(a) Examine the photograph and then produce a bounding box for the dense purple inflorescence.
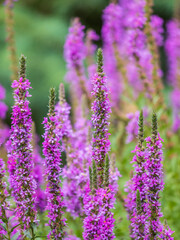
[7,75,37,232]
[83,49,117,239]
[42,88,66,239]
[91,53,111,185]
[83,185,116,240]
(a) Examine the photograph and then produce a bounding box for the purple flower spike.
[42,88,66,239]
[7,55,37,234]
[91,49,111,186]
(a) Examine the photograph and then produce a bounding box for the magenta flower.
[83,49,117,239]
[42,88,66,239]
[165,20,180,87]
[91,49,111,185]
[7,56,37,234]
[83,185,116,240]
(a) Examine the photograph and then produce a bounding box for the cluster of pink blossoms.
[125,112,174,239]
[42,88,66,239]
[7,73,37,232]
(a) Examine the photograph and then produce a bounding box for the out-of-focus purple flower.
[85,29,99,59]
[32,135,46,213]
[64,18,90,106]
[62,104,91,218]
[42,88,66,239]
[165,20,180,87]
[102,3,123,107]
[85,30,99,87]
[171,89,180,132]
[0,101,8,119]
[151,15,164,47]
[126,111,139,143]
[7,75,37,231]
[64,18,85,70]
[0,127,9,147]
[4,0,18,7]
[0,85,6,100]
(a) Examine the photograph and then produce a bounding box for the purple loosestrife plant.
[125,111,150,239]
[64,18,90,107]
[83,159,116,240]
[145,113,167,239]
[42,88,66,239]
[91,48,111,186]
[83,49,116,239]
[7,55,37,238]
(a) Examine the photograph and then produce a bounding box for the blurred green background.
[0,0,176,136]
[0,0,179,239]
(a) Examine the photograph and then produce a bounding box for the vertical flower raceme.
[42,88,66,239]
[83,49,117,239]
[91,48,111,186]
[125,111,150,239]
[125,112,174,239]
[7,55,37,236]
[145,113,164,239]
[64,18,90,108]
[145,113,174,239]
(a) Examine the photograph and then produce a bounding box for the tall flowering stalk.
[42,88,66,239]
[145,113,164,239]
[91,48,111,186]
[64,18,91,109]
[125,111,150,239]
[7,55,37,237]
[83,49,116,239]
